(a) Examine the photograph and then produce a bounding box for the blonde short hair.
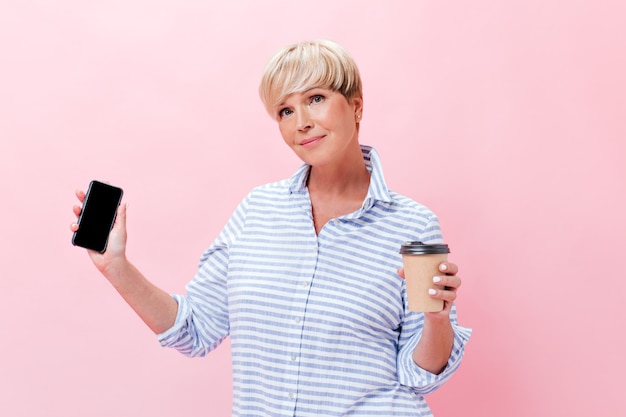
[259,39,363,116]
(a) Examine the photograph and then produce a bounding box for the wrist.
[423,311,452,327]
[99,256,131,285]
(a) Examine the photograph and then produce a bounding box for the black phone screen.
[72,181,123,253]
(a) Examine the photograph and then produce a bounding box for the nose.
[296,108,312,131]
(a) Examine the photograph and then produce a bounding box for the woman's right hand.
[70,190,178,334]
[70,189,128,276]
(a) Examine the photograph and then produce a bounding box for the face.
[274,88,363,167]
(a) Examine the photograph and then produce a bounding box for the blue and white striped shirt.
[159,145,471,416]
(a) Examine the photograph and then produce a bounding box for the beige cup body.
[402,253,447,312]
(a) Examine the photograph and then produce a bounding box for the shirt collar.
[288,145,393,207]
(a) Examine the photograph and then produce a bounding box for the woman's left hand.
[397,261,462,316]
[400,262,461,373]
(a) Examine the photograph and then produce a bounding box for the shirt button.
[302,281,309,287]
[289,392,295,400]
[291,354,298,361]
[294,316,301,323]
[333,219,340,225]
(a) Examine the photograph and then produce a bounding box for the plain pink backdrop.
[1,1,624,416]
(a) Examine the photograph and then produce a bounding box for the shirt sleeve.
[156,194,250,357]
[395,213,472,393]
[396,303,472,394]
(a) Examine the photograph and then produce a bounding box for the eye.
[310,95,324,104]
[278,107,293,118]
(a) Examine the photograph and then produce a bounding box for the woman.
[71,39,471,416]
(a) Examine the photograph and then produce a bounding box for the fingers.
[71,189,84,231]
[71,190,86,231]
[398,265,460,287]
[71,189,87,232]
[433,274,462,291]
[399,262,461,291]
[439,261,458,275]
[429,274,461,309]
[428,286,457,303]
[75,189,86,202]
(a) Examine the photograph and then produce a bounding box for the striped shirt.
[158,145,471,416]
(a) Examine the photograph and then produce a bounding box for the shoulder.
[245,178,292,200]
[379,188,440,223]
[368,189,443,242]
[392,190,444,242]
[235,178,296,213]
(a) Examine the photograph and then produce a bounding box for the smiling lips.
[300,136,325,147]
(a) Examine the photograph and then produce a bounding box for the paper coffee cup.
[400,241,450,312]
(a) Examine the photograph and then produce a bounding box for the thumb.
[114,202,128,230]
[397,268,406,280]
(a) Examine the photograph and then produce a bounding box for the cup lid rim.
[399,241,450,255]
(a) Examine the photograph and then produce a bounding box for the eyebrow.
[274,87,327,109]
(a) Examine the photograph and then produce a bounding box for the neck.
[307,148,370,197]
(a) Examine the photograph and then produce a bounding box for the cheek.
[330,115,356,137]
[320,105,353,135]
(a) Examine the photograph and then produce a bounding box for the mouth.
[300,135,325,147]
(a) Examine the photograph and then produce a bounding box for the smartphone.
[72,180,124,253]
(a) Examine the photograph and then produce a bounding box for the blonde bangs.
[259,40,362,115]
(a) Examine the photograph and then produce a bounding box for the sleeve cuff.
[399,324,472,394]
[156,294,188,347]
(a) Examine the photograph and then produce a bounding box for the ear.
[351,96,363,119]
[352,96,364,115]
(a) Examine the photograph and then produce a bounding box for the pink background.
[1,1,624,416]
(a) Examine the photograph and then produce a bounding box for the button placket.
[285,238,316,409]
